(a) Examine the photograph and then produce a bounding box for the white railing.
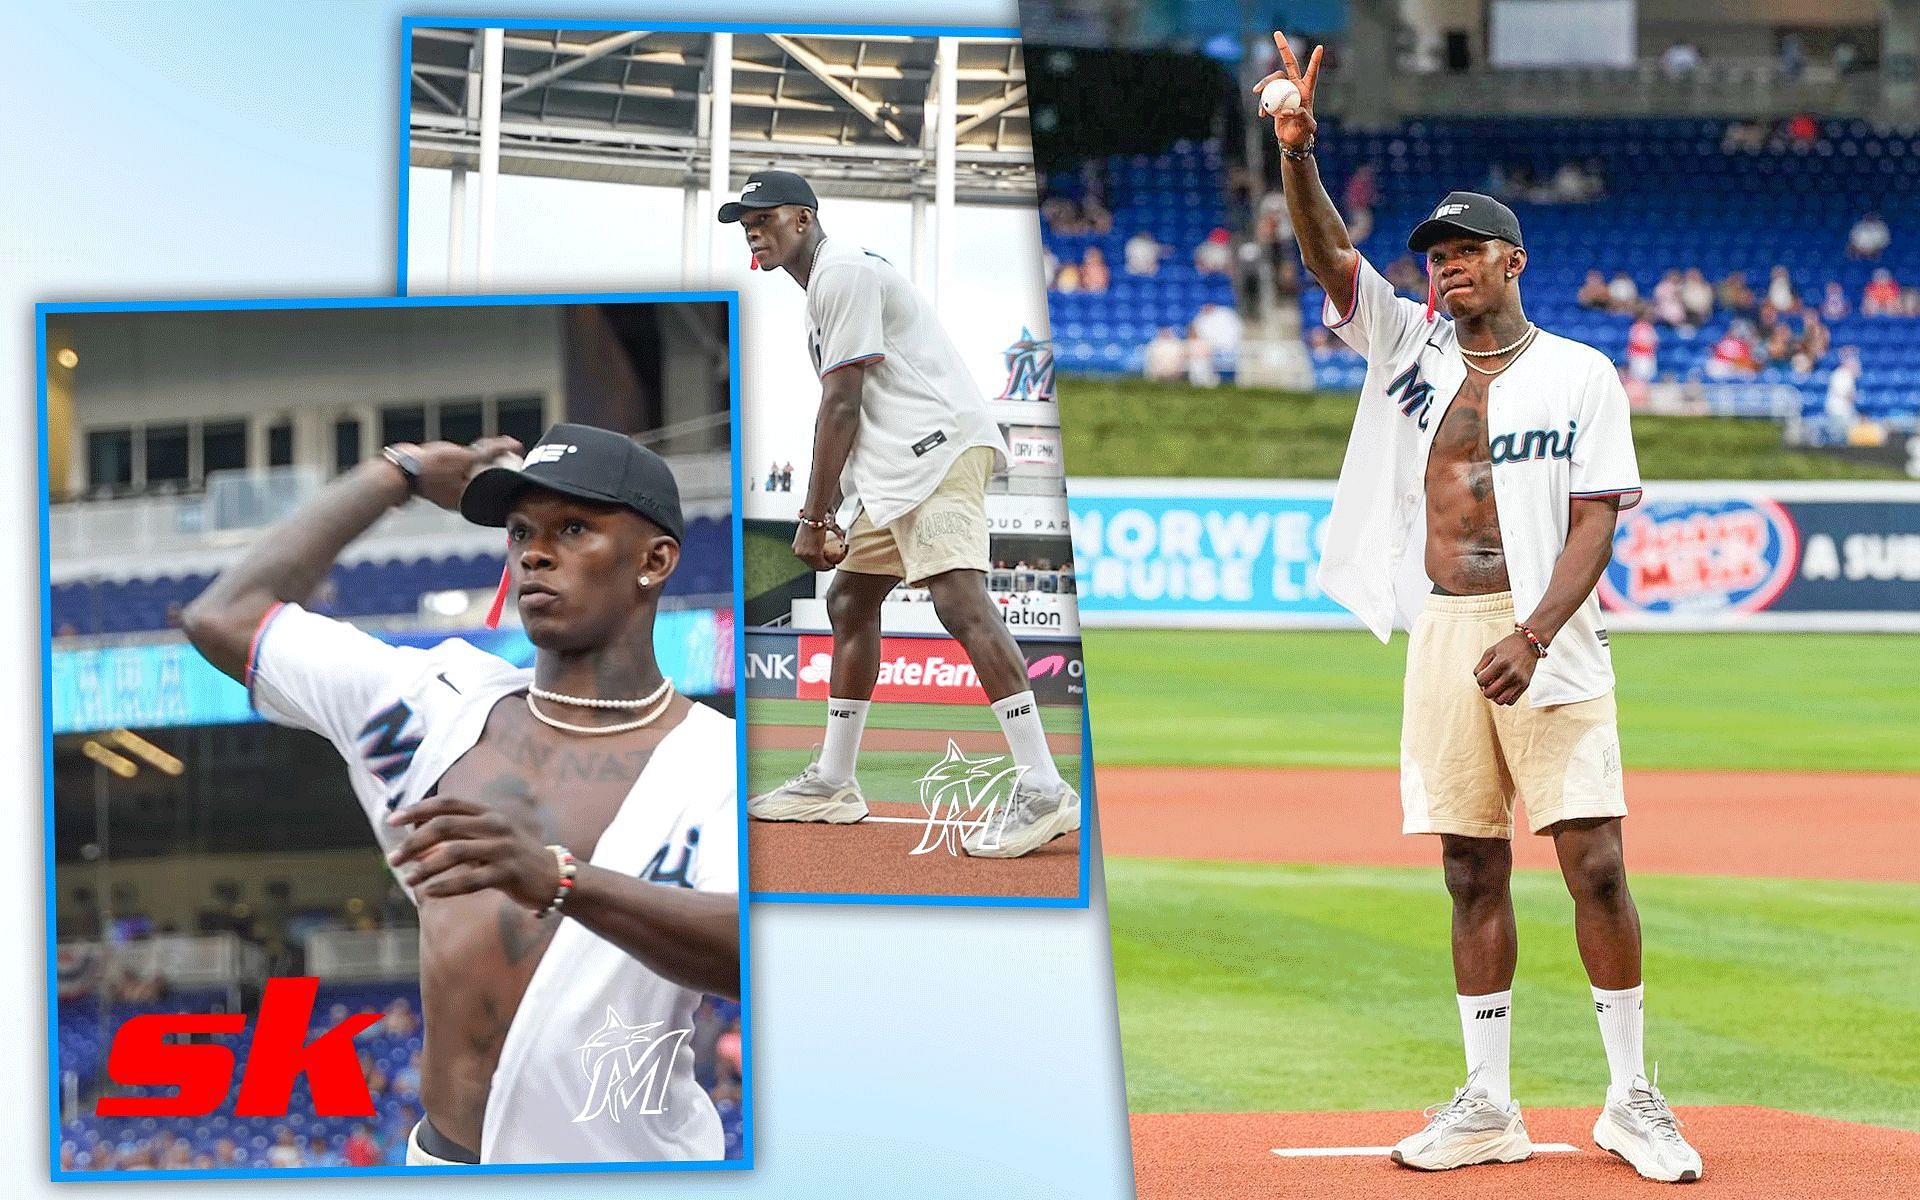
[50,452,734,584]
[58,933,265,988]
[303,928,421,981]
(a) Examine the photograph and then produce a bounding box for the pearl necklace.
[530,678,673,710]
[1458,323,1538,357]
[805,235,828,284]
[525,681,676,736]
[1461,325,1540,376]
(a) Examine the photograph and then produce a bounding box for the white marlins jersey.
[1315,255,1644,706]
[805,237,1008,527]
[248,603,738,1163]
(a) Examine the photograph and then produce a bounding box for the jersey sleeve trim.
[819,352,885,377]
[244,601,290,710]
[1324,254,1363,330]
[1572,486,1644,511]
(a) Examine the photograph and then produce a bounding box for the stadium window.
[267,420,293,467]
[86,428,133,492]
[380,403,427,448]
[145,424,191,487]
[440,399,484,446]
[333,417,362,474]
[497,395,545,448]
[202,420,247,479]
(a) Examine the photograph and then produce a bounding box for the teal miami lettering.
[1490,420,1578,465]
[1387,363,1435,430]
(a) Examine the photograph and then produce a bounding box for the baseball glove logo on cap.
[461,423,685,541]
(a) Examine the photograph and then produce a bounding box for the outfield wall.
[1068,479,1920,633]
[744,628,1084,706]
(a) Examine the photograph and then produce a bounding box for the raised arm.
[1253,33,1359,315]
[182,436,520,681]
[791,363,863,570]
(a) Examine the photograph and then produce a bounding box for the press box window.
[145,425,191,486]
[202,421,247,477]
[87,428,134,491]
[380,404,427,448]
[497,396,545,449]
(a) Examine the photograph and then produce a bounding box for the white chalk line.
[1272,1143,1580,1158]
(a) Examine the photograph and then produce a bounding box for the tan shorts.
[840,446,994,585]
[1401,591,1627,839]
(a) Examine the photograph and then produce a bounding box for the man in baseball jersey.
[182,424,740,1165]
[1257,34,1702,1183]
[720,169,1079,859]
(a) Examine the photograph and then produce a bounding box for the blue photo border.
[37,288,755,1181]
[393,17,1092,912]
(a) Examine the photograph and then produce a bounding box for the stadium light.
[56,348,79,369]
[109,728,184,777]
[80,740,137,780]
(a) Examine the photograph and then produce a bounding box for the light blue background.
[2,3,1134,1196]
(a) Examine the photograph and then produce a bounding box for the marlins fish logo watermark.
[572,1006,693,1124]
[909,740,1029,856]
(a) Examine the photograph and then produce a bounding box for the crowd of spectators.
[1141,303,1242,387]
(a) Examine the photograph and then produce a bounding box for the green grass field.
[1083,628,1920,773]
[748,698,1082,800]
[1108,859,1920,1128]
[1056,378,1911,481]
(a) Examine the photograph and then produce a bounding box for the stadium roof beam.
[953,83,1025,139]
[502,30,652,103]
[411,68,461,115]
[766,33,909,144]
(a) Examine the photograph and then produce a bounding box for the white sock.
[991,692,1064,790]
[817,698,869,785]
[1592,983,1646,1102]
[1457,990,1514,1108]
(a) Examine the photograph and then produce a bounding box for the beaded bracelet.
[536,844,578,917]
[1280,138,1316,162]
[796,510,839,531]
[1514,623,1548,659]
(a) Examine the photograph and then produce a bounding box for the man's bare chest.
[1427,376,1495,473]
[430,697,657,859]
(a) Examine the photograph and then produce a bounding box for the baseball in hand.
[823,531,848,566]
[1261,78,1302,116]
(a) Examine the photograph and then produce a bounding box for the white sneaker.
[1389,1077,1533,1171]
[962,778,1078,858]
[1593,1068,1703,1183]
[748,764,867,824]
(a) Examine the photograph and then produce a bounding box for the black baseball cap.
[1407,191,1525,253]
[717,170,818,223]
[460,423,685,540]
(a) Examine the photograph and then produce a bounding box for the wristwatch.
[381,445,424,498]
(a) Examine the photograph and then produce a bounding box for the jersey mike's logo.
[1599,496,1800,615]
[572,1006,695,1124]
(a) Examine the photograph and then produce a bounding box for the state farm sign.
[795,635,986,703]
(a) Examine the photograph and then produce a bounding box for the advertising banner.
[1070,479,1920,632]
[1067,480,1349,627]
[744,629,1084,706]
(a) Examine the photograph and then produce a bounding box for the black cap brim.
[460,467,628,528]
[1408,219,1522,253]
